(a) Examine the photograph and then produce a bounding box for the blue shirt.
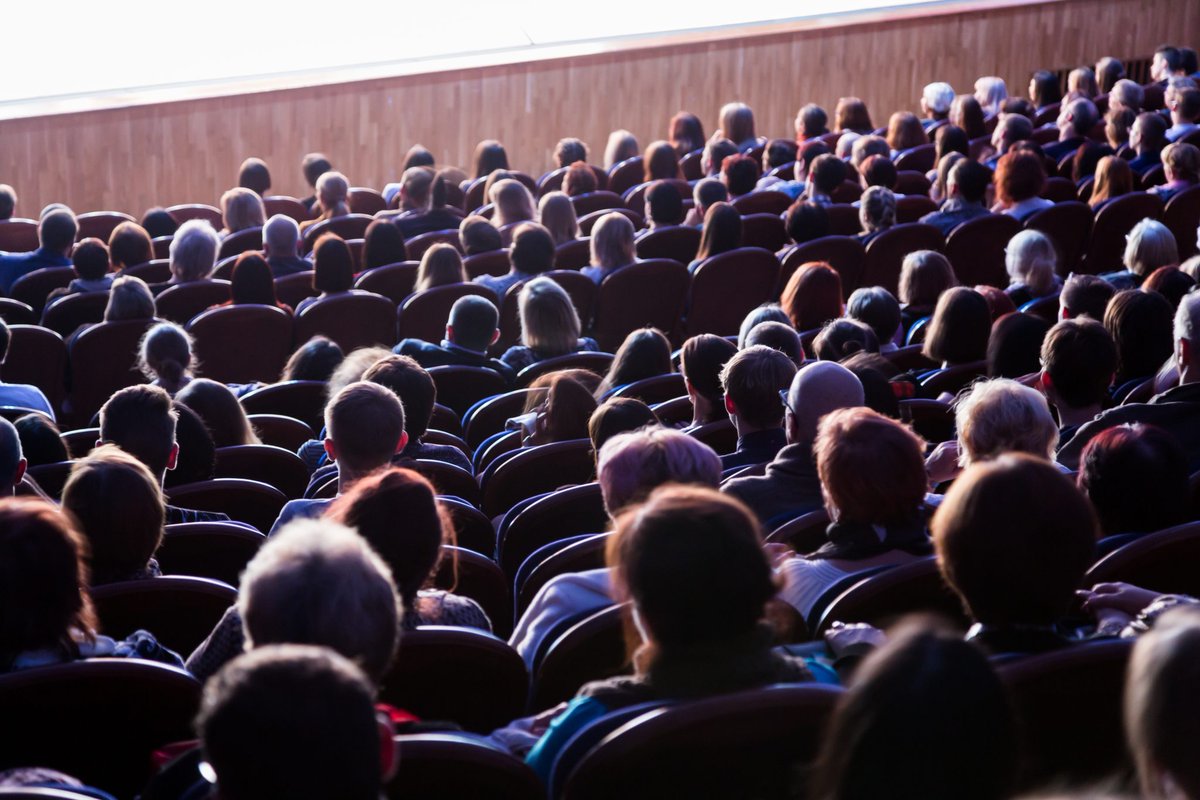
[0,382,55,419]
[0,247,71,294]
[268,498,333,536]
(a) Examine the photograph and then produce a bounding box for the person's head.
[719,102,756,146]
[402,145,435,171]
[1061,273,1115,320]
[361,219,407,270]
[921,82,955,120]
[1110,79,1145,115]
[301,153,332,190]
[719,345,797,434]
[176,378,260,448]
[695,202,742,262]
[899,249,958,307]
[444,294,500,354]
[523,373,598,447]
[858,186,896,234]
[795,103,829,140]
[554,137,589,169]
[1079,423,1189,537]
[138,321,194,391]
[950,94,986,137]
[782,360,865,447]
[680,334,738,422]
[1182,47,1200,76]
[992,113,1034,155]
[229,252,279,306]
[1153,44,1184,82]
[589,212,636,271]
[835,97,873,133]
[1144,266,1196,311]
[140,208,178,239]
[197,645,386,800]
[1029,70,1063,108]
[0,418,26,495]
[812,621,1017,800]
[986,312,1050,379]
[562,161,598,197]
[736,304,791,349]
[1163,141,1200,184]
[415,244,465,293]
[1090,155,1134,207]
[669,112,706,154]
[1105,288,1175,384]
[397,167,437,212]
[598,426,721,519]
[98,385,178,482]
[643,140,681,182]
[974,76,1008,115]
[745,321,805,365]
[1057,97,1100,140]
[955,378,1059,465]
[282,336,344,382]
[13,413,66,468]
[781,261,844,332]
[536,192,579,245]
[262,214,301,262]
[994,151,1046,206]
[104,275,155,322]
[473,139,508,179]
[813,318,879,363]
[169,219,220,282]
[602,328,672,391]
[500,223,552,280]
[719,154,758,197]
[71,238,109,282]
[1038,318,1117,412]
[0,184,15,220]
[312,233,354,294]
[934,124,970,163]
[923,287,991,365]
[604,130,640,169]
[588,398,659,453]
[168,402,216,487]
[61,445,163,586]
[323,381,407,478]
[796,139,832,181]
[459,214,503,255]
[808,154,847,197]
[1171,87,1200,126]
[0,499,96,665]
[931,152,965,203]
[107,222,153,270]
[644,181,684,227]
[858,154,897,191]
[315,171,349,217]
[361,354,434,440]
[1132,111,1170,156]
[1005,229,1058,296]
[37,209,77,257]
[489,179,536,228]
[886,111,928,152]
[847,286,901,346]
[1096,56,1125,93]
[220,187,265,235]
[784,201,830,245]
[518,276,581,356]
[850,135,889,170]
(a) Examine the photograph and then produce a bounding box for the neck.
[1057,403,1101,428]
[1181,366,1199,386]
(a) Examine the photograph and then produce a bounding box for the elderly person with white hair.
[167,219,220,285]
[1004,229,1061,307]
[299,171,350,234]
[261,214,311,277]
[921,82,955,131]
[1109,78,1145,114]
[974,76,1008,117]
[1102,218,1180,290]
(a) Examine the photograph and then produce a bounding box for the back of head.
[554,138,589,169]
[737,304,792,349]
[362,219,408,270]
[447,294,500,353]
[14,413,66,468]
[923,287,991,364]
[1111,79,1145,112]
[39,210,78,254]
[1145,265,1196,311]
[104,275,156,322]
[1135,111,1170,153]
[415,243,465,293]
[1096,57,1124,93]
[645,181,684,226]
[702,138,738,177]
[1079,423,1189,537]
[237,158,271,196]
[815,407,925,525]
[140,208,178,239]
[720,102,756,146]
[72,238,110,282]
[923,82,956,116]
[745,321,805,365]
[301,153,332,189]
[858,186,896,233]
[809,154,847,195]
[589,398,658,453]
[99,385,177,479]
[401,167,436,209]
[589,212,636,269]
[326,381,405,474]
[846,287,901,345]
[1063,98,1099,136]
[670,112,706,153]
[230,252,277,305]
[933,454,1097,626]
[0,184,15,220]
[170,402,217,487]
[935,124,970,161]
[362,354,434,439]
[859,155,898,190]
[1030,70,1063,108]
[283,336,344,382]
[1104,288,1174,384]
[0,417,23,489]
[696,201,742,261]
[263,214,301,259]
[597,427,721,515]
[787,360,865,445]
[536,192,579,245]
[644,140,681,181]
[764,138,798,170]
[510,222,556,275]
[197,644,383,800]
[814,318,879,363]
[315,171,349,212]
[987,312,1050,379]
[403,145,435,171]
[490,179,535,227]
[785,201,830,245]
[1061,273,1115,320]
[312,233,354,293]
[850,136,889,169]
[459,214,503,255]
[995,151,1046,205]
[720,154,759,196]
[996,113,1034,150]
[328,347,394,399]
[1124,219,1179,277]
[835,97,874,133]
[169,219,219,281]
[239,518,400,682]
[533,373,597,445]
[1040,317,1117,410]
[886,111,928,152]
[518,276,580,355]
[107,222,154,270]
[680,334,738,406]
[606,327,672,389]
[138,321,194,388]
[176,378,259,448]
[719,345,798,429]
[949,159,991,204]
[473,139,509,178]
[1163,140,1200,183]
[955,378,1059,464]
[562,161,598,196]
[781,261,844,331]
[610,484,771,648]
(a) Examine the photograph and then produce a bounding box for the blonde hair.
[315,171,350,219]
[489,179,536,228]
[720,102,756,146]
[898,250,958,306]
[415,244,466,293]
[604,130,640,169]
[589,213,636,271]
[1005,229,1058,296]
[1163,141,1200,182]
[220,187,266,235]
[974,76,1008,116]
[537,191,579,246]
[1123,219,1179,277]
[105,275,156,321]
[518,276,580,356]
[955,378,1059,465]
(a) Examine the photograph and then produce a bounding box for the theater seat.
[686,248,779,339]
[606,373,685,405]
[397,284,498,344]
[214,443,310,498]
[861,223,944,296]
[780,236,866,298]
[301,213,374,252]
[355,261,419,305]
[90,575,238,656]
[406,229,463,260]
[765,508,831,554]
[464,249,512,279]
[240,380,327,432]
[296,290,397,351]
[732,192,792,216]
[433,545,512,637]
[515,352,614,388]
[438,496,498,558]
[899,398,956,442]
[40,291,108,338]
[545,269,598,328]
[262,195,310,223]
[739,213,788,252]
[578,208,643,236]
[919,360,987,399]
[246,413,314,452]
[155,280,232,325]
[944,214,1022,288]
[156,521,265,586]
[273,272,319,309]
[515,533,611,623]
[65,318,153,427]
[10,266,74,316]
[216,227,262,260]
[635,225,701,264]
[1083,193,1163,275]
[387,733,543,800]
[463,388,538,449]
[1164,184,1200,258]
[498,482,608,578]
[814,556,966,635]
[427,365,510,417]
[480,439,595,518]
[591,259,689,351]
[1023,201,1092,276]
[0,218,39,252]
[167,204,222,227]
[532,603,629,710]
[187,304,294,384]
[1085,521,1200,596]
[165,477,288,534]
[0,297,35,325]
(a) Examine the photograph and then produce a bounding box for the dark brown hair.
[923,287,991,365]
[781,261,843,331]
[311,234,354,294]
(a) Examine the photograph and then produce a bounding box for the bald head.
[0,418,26,494]
[263,214,301,259]
[786,361,866,445]
[1060,98,1099,138]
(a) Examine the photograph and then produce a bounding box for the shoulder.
[417,590,492,632]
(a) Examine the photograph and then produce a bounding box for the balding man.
[0,418,26,497]
[1042,98,1100,164]
[262,214,311,278]
[722,361,865,526]
[0,208,76,294]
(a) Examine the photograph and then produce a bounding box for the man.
[395,295,517,384]
[1042,98,1100,164]
[0,318,55,417]
[1060,273,1115,321]
[0,208,76,294]
[642,181,685,230]
[920,82,955,131]
[196,645,394,800]
[390,167,462,239]
[98,385,231,525]
[683,178,728,226]
[984,113,1034,170]
[474,222,554,299]
[1151,44,1185,86]
[1166,87,1200,143]
[299,153,332,212]
[1059,292,1200,471]
[723,361,864,526]
[919,159,992,236]
[1039,319,1117,445]
[271,381,407,534]
[1128,112,1170,175]
[553,138,589,169]
[802,154,846,207]
[262,214,311,278]
[238,158,271,196]
[0,418,26,497]
[720,154,759,199]
[718,345,797,471]
[794,103,828,142]
[0,185,15,221]
[701,137,738,178]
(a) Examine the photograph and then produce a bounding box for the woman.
[521,372,597,447]
[1115,219,1180,288]
[104,275,156,322]
[1071,141,1115,184]
[1104,289,1175,387]
[784,201,830,246]
[500,277,600,373]
[588,398,658,453]
[949,94,986,139]
[0,498,182,672]
[689,202,741,272]
[299,171,350,234]
[835,97,873,135]
[643,140,681,182]
[1089,155,1134,210]
[582,213,637,283]
[813,319,879,362]
[886,112,929,155]
[1149,142,1200,202]
[1078,423,1189,540]
[361,219,408,270]
[224,252,291,312]
[562,162,598,197]
[524,485,816,781]
[929,152,966,205]
[108,222,155,272]
[986,312,1050,378]
[281,336,344,383]
[974,76,1008,117]
[176,378,261,448]
[472,140,509,180]
[668,112,706,156]
[490,179,537,231]
[537,191,579,246]
[459,215,503,256]
[1004,229,1061,307]
[776,408,932,620]
[898,250,958,331]
[297,233,354,315]
[922,287,991,367]
[604,130,640,169]
[1029,70,1063,111]
[61,446,164,586]
[781,262,843,332]
[857,186,896,246]
[1143,265,1196,310]
[993,151,1054,221]
[1096,57,1124,94]
[219,187,265,237]
[596,327,673,397]
[679,333,738,429]
[414,243,466,293]
[138,321,195,396]
[14,414,68,467]
[718,102,759,150]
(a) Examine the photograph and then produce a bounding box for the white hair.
[263,214,300,256]
[955,378,1059,465]
[1005,229,1058,295]
[168,219,220,281]
[974,76,1008,115]
[1123,218,1179,277]
[923,82,955,115]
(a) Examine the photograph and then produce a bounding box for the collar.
[639,624,787,697]
[440,339,488,357]
[736,427,787,451]
[809,515,931,560]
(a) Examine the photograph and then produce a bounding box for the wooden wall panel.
[0,0,1194,217]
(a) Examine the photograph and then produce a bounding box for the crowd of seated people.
[1,44,1200,799]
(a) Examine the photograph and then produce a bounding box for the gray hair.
[169,219,220,281]
[1175,290,1200,350]
[1005,229,1058,296]
[597,427,721,514]
[263,214,300,257]
[1111,79,1144,111]
[955,378,1059,465]
[923,82,955,115]
[105,275,156,322]
[1123,218,1179,277]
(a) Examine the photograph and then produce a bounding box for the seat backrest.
[516,532,611,622]
[11,266,75,315]
[825,203,863,236]
[187,304,294,384]
[765,508,831,553]
[532,603,629,710]
[731,191,792,216]
[1019,293,1060,324]
[686,248,779,338]
[246,413,314,452]
[122,259,172,284]
[437,496,497,559]
[480,439,595,518]
[66,319,154,427]
[544,269,599,328]
[635,225,701,264]
[378,627,528,733]
[815,556,966,634]
[591,259,689,351]
[899,398,956,442]
[739,213,788,252]
[685,418,736,454]
[40,291,109,338]
[273,272,319,309]
[1164,184,1200,258]
[514,351,615,388]
[155,279,232,325]
[463,388,538,450]
[354,261,419,305]
[1023,200,1093,276]
[432,545,512,637]
[862,223,945,296]
[296,290,396,351]
[388,733,543,800]
[90,575,238,655]
[606,159,644,197]
[895,195,938,223]
[1085,193,1164,274]
[75,211,136,242]
[262,195,310,223]
[0,659,200,796]
[1085,521,1200,596]
[780,235,866,297]
[894,143,936,172]
[405,228,464,261]
[554,238,592,270]
[397,284,498,344]
[0,218,39,252]
[680,148,704,180]
[0,297,35,325]
[499,481,609,579]
[152,236,173,259]
[167,204,222,227]
[578,208,643,237]
[239,380,327,432]
[463,249,512,279]
[1041,176,1079,202]
[409,459,481,507]
[157,521,265,586]
[301,213,374,251]
[882,343,938,373]
[918,360,987,399]
[165,477,288,534]
[571,190,628,219]
[4,324,66,412]
[944,214,1022,288]
[215,226,262,260]
[213,443,310,499]
[427,365,510,417]
[607,373,685,405]
[348,186,387,215]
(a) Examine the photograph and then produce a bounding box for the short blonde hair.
[105,275,156,321]
[1123,218,1179,277]
[955,378,1059,465]
[1005,229,1058,296]
[597,427,722,514]
[1163,142,1200,183]
[220,187,265,235]
[589,213,635,271]
[517,276,580,356]
[414,243,465,293]
[898,250,958,306]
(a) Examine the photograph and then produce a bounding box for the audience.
[297,233,354,314]
[1151,141,1200,202]
[282,335,343,383]
[224,252,291,312]
[301,171,351,233]
[857,186,896,246]
[782,262,844,331]
[1061,272,1115,320]
[643,181,684,229]
[219,188,265,237]
[920,82,955,130]
[1129,112,1169,175]
[847,286,902,349]
[137,321,195,396]
[103,275,156,322]
[690,202,742,271]
[1004,229,1061,306]
[262,214,311,278]
[414,243,466,293]
[0,208,77,293]
[1104,288,1174,386]
[108,222,155,273]
[361,218,408,270]
[596,327,672,397]
[176,379,261,448]
[0,319,54,417]
[669,111,706,155]
[993,151,1053,221]
[13,413,66,467]
[921,159,993,236]
[899,250,959,331]
[299,153,332,211]
[460,214,504,255]
[1089,155,1134,210]
[588,398,658,453]
[164,219,220,287]
[0,418,26,496]
[62,238,112,295]
[475,222,554,298]
[746,320,806,365]
[1078,422,1189,541]
[923,287,991,367]
[536,192,579,245]
[1039,318,1117,441]
[986,311,1050,378]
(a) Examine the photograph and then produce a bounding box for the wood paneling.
[0,0,1193,217]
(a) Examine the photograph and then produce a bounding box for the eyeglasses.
[779,388,798,417]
